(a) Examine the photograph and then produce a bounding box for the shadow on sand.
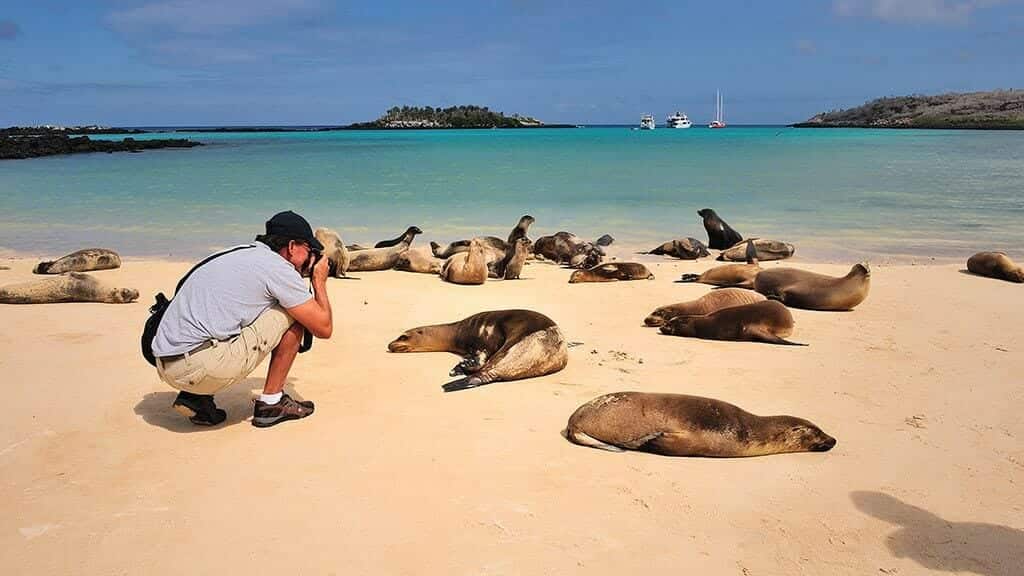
[852,491,1024,576]
[134,377,307,433]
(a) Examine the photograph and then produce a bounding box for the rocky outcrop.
[0,134,203,160]
[792,90,1024,130]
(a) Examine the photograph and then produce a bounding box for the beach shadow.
[851,491,1024,576]
[134,377,307,432]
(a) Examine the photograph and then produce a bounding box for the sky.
[0,0,1022,126]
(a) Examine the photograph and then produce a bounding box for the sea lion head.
[851,262,871,278]
[569,246,602,269]
[644,305,680,327]
[387,326,448,353]
[659,316,697,337]
[109,287,140,303]
[518,215,535,227]
[768,416,837,453]
[406,226,423,236]
[567,269,588,284]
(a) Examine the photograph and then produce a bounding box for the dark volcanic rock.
[0,134,203,160]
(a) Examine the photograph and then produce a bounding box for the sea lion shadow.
[134,377,306,432]
[958,269,982,278]
[851,491,1024,576]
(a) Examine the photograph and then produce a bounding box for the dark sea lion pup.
[33,248,122,274]
[718,238,795,262]
[0,272,139,304]
[698,208,743,250]
[374,226,423,249]
[387,309,568,392]
[643,237,710,260]
[677,240,760,288]
[644,288,766,327]
[967,252,1024,283]
[502,237,531,280]
[569,262,654,283]
[660,300,806,346]
[566,392,836,457]
[754,263,871,311]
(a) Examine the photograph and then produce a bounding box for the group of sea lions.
[0,248,138,304]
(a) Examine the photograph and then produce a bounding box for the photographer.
[151,211,333,428]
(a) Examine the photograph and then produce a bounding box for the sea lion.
[347,233,417,272]
[534,232,604,269]
[754,263,871,311]
[596,234,615,247]
[314,227,351,277]
[643,237,710,259]
[678,240,761,288]
[568,262,654,283]
[374,226,423,249]
[387,309,568,392]
[346,243,370,251]
[395,246,444,274]
[430,215,535,259]
[0,272,139,304]
[967,252,1024,283]
[33,248,122,274]
[698,208,743,250]
[718,238,795,262]
[441,238,488,285]
[644,288,766,327]
[502,237,531,280]
[566,392,836,457]
[659,300,805,346]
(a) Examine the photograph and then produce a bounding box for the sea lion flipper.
[442,375,486,393]
[568,430,626,452]
[677,274,700,283]
[748,327,807,346]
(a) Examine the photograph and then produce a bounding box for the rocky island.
[0,127,203,160]
[792,90,1024,130]
[344,105,572,129]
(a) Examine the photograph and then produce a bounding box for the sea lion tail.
[33,261,53,274]
[565,429,626,452]
[677,274,700,283]
[744,239,759,265]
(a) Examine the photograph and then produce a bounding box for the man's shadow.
[851,491,1024,576]
[134,377,306,432]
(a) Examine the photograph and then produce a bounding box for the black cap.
[265,211,324,252]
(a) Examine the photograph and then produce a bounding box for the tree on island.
[349,105,545,129]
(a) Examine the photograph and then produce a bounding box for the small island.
[792,90,1024,129]
[344,105,572,129]
[0,126,203,160]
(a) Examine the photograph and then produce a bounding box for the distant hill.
[792,90,1024,129]
[345,105,570,129]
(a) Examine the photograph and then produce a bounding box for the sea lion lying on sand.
[718,238,795,262]
[430,215,535,259]
[533,232,604,269]
[677,240,760,288]
[387,309,568,392]
[348,231,417,272]
[374,226,423,249]
[441,238,488,285]
[660,300,805,346]
[314,227,350,277]
[395,246,444,274]
[754,263,870,311]
[967,252,1024,283]
[643,237,710,259]
[566,392,836,457]
[644,288,766,327]
[698,208,743,250]
[568,262,654,283]
[33,248,122,274]
[0,272,139,304]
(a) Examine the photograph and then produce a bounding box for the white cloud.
[106,0,325,35]
[832,0,1009,23]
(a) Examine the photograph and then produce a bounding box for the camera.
[303,249,323,277]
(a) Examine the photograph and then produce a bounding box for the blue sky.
[1,0,1021,125]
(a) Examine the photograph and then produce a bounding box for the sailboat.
[708,90,726,129]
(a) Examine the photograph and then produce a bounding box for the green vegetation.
[792,90,1024,130]
[347,105,549,129]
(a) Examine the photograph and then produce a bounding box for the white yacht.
[639,114,656,130]
[665,112,692,129]
[708,90,727,129]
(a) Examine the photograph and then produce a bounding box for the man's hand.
[312,252,330,286]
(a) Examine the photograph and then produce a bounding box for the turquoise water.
[1,127,1022,261]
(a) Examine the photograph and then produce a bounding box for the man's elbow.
[316,325,333,339]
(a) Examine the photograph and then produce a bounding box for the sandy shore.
[1,252,1021,575]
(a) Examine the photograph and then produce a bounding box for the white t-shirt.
[152,243,312,356]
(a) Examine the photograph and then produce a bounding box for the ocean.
[2,126,1021,262]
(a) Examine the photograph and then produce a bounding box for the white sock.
[260,392,283,405]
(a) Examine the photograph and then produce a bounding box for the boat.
[665,112,692,129]
[639,114,656,130]
[709,90,726,129]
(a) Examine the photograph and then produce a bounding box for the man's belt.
[159,340,215,363]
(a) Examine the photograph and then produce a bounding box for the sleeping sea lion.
[430,215,535,259]
[348,232,417,272]
[33,248,122,274]
[387,309,568,392]
[644,288,766,327]
[314,227,350,278]
[568,262,654,283]
[678,240,761,288]
[441,238,488,285]
[374,226,423,249]
[643,237,710,259]
[967,252,1024,283]
[566,392,836,457]
[502,237,531,280]
[698,208,743,250]
[718,238,795,262]
[659,300,805,346]
[395,246,444,274]
[534,232,604,269]
[754,263,870,311]
[0,272,139,304]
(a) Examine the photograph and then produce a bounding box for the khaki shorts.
[156,305,295,395]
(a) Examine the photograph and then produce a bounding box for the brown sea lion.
[568,262,654,283]
[33,248,121,274]
[314,227,351,278]
[659,300,805,346]
[698,208,743,250]
[347,232,417,272]
[718,238,795,262]
[644,288,766,327]
[395,246,444,274]
[502,237,531,280]
[534,232,604,269]
[754,263,871,311]
[967,252,1024,283]
[387,309,568,392]
[643,237,710,260]
[678,240,760,287]
[430,215,535,259]
[566,392,836,457]
[0,272,139,304]
[441,238,488,285]
[374,226,423,249]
